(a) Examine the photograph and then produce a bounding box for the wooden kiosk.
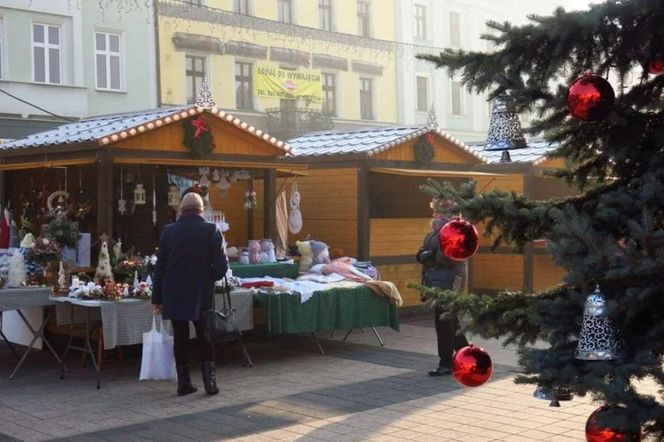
[286,125,570,307]
[0,98,304,256]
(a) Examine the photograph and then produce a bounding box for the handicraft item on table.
[95,240,114,283]
[6,251,27,288]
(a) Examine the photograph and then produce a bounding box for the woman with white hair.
[152,192,228,396]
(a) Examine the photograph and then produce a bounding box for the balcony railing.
[265,107,335,139]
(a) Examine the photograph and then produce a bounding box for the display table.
[255,286,399,337]
[53,289,254,350]
[230,262,299,279]
[0,287,62,379]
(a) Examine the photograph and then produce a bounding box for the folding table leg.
[342,329,353,342]
[10,309,62,379]
[311,333,325,355]
[371,327,385,347]
[0,329,19,359]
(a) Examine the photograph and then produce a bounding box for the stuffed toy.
[296,240,313,273]
[238,248,250,265]
[248,240,261,264]
[261,239,276,263]
[310,240,330,265]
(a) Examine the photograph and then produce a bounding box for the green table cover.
[255,286,399,336]
[230,262,299,279]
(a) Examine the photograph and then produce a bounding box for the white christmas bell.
[575,284,622,360]
[134,184,147,205]
[167,185,180,207]
[199,167,211,188]
[211,169,221,182]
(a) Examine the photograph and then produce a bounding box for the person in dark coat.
[417,200,469,376]
[152,192,228,396]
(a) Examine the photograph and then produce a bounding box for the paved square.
[0,315,606,441]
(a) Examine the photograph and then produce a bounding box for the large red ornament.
[452,344,493,387]
[648,58,664,75]
[585,405,641,442]
[438,218,479,261]
[567,74,615,121]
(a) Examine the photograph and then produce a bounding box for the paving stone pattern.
[0,316,635,441]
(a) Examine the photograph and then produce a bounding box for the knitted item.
[296,241,313,273]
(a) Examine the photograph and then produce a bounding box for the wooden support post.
[357,163,370,261]
[263,169,277,240]
[96,150,114,240]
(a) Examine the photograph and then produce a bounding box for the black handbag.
[201,277,236,343]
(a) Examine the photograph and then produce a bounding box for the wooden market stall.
[0,100,305,259]
[285,124,572,307]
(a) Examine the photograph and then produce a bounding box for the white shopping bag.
[139,315,177,381]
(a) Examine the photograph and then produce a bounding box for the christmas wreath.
[183,116,214,157]
[41,214,80,249]
[414,133,435,168]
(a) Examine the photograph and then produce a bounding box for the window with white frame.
[451,80,465,115]
[319,0,333,31]
[235,61,253,110]
[322,73,336,116]
[95,32,122,91]
[33,23,61,84]
[414,4,427,39]
[234,0,251,15]
[185,55,206,104]
[449,12,461,46]
[360,77,374,120]
[357,0,371,38]
[277,0,293,24]
[416,76,429,112]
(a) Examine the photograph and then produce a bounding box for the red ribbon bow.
[191,117,208,139]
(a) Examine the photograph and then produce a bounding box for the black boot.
[176,364,197,396]
[201,361,219,395]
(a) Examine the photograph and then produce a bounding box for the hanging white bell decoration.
[217,172,232,191]
[134,184,147,205]
[199,167,211,188]
[167,184,180,207]
[575,284,622,360]
[211,169,221,182]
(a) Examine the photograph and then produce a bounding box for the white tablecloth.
[53,290,254,350]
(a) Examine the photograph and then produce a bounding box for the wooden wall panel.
[471,253,524,291]
[369,218,430,257]
[113,115,283,157]
[278,168,358,256]
[374,136,482,165]
[377,263,423,307]
[533,254,566,292]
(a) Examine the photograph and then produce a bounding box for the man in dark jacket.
[418,206,469,376]
[152,192,228,396]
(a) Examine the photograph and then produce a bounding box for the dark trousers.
[435,305,469,367]
[171,320,214,366]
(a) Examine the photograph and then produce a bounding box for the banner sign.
[254,63,323,103]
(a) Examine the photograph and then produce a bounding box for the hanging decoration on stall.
[46,190,70,216]
[244,179,258,210]
[118,168,127,215]
[288,181,303,234]
[183,116,214,158]
[167,184,180,208]
[134,183,147,205]
[414,133,435,168]
[152,172,157,226]
[199,167,211,188]
[71,170,93,220]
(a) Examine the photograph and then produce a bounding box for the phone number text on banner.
[254,64,323,103]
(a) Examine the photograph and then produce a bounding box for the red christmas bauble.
[586,405,641,442]
[452,345,493,387]
[648,58,664,75]
[438,218,479,261]
[567,74,615,121]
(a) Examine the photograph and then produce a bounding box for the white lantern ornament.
[167,184,180,207]
[134,184,147,205]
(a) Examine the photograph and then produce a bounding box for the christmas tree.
[418,0,664,438]
[7,251,26,288]
[94,240,114,284]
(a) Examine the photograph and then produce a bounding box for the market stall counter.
[230,262,299,279]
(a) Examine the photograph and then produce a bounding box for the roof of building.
[288,125,488,162]
[0,105,291,154]
[466,139,558,165]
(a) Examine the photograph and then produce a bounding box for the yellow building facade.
[157,0,398,138]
